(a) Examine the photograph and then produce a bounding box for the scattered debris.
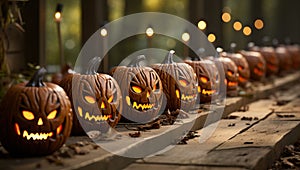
[276,114,295,118]
[129,131,141,138]
[238,105,249,112]
[271,142,300,169]
[224,115,239,119]
[276,100,290,106]
[241,116,253,121]
[244,141,254,144]
[228,123,236,127]
[125,119,161,131]
[177,131,200,145]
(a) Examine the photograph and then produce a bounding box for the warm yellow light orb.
[233,21,242,31]
[243,26,252,36]
[208,33,216,43]
[100,28,108,37]
[222,12,231,23]
[198,20,207,30]
[146,27,154,37]
[54,12,61,20]
[254,19,264,30]
[182,32,190,42]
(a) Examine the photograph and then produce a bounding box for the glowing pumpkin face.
[185,59,218,103]
[151,50,198,114]
[0,68,72,156]
[221,52,250,87]
[60,58,122,135]
[239,50,266,81]
[275,46,293,73]
[111,55,163,123]
[218,57,239,96]
[250,46,279,76]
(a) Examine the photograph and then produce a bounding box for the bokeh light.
[198,20,207,30]
[208,33,216,42]
[233,21,242,31]
[243,26,252,36]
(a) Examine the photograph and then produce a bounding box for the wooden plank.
[0,72,299,170]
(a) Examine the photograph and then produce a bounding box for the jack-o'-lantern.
[218,57,239,96]
[250,46,279,76]
[286,44,300,69]
[111,55,162,123]
[185,58,218,103]
[221,52,250,87]
[151,50,198,114]
[275,46,293,73]
[60,57,122,135]
[239,50,266,81]
[0,68,72,156]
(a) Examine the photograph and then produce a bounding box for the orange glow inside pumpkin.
[85,96,96,104]
[22,111,34,120]
[254,68,264,76]
[200,77,208,83]
[179,79,188,87]
[176,89,180,99]
[132,86,142,93]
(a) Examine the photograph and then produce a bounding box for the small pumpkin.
[111,55,163,123]
[151,50,198,113]
[275,46,293,74]
[0,68,72,156]
[221,52,250,87]
[60,57,122,136]
[250,46,279,76]
[217,57,239,96]
[239,50,266,81]
[185,57,218,103]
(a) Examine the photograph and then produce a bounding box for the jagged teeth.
[23,130,53,140]
[202,89,216,95]
[84,112,111,121]
[181,94,196,101]
[132,102,154,110]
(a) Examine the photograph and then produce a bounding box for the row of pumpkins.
[0,43,299,156]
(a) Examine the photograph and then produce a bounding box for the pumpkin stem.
[128,55,146,67]
[26,67,47,87]
[193,48,205,61]
[86,56,101,75]
[162,50,176,64]
[229,42,237,53]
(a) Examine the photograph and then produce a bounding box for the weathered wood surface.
[0,72,299,170]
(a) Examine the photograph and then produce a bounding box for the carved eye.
[238,66,243,71]
[132,85,142,93]
[85,96,96,104]
[22,111,34,120]
[47,110,57,120]
[200,77,208,83]
[179,79,188,87]
[152,83,160,92]
[227,70,233,76]
[107,96,114,103]
[257,62,263,68]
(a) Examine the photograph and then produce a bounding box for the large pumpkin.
[239,50,266,81]
[221,52,250,87]
[60,57,122,136]
[185,58,218,103]
[275,46,293,74]
[151,50,198,114]
[218,57,239,96]
[111,55,163,123]
[0,68,72,156]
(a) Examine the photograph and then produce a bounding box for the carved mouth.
[228,81,238,87]
[175,89,197,101]
[77,106,111,122]
[14,123,63,141]
[125,96,154,111]
[267,64,277,72]
[202,89,215,96]
[254,68,264,76]
[238,76,248,83]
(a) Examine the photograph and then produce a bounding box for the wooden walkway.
[1,72,300,170]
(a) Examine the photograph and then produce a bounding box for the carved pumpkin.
[239,50,266,81]
[221,52,250,87]
[60,57,122,135]
[151,50,198,113]
[218,57,239,96]
[184,58,218,103]
[111,55,163,123]
[275,46,293,73]
[0,68,72,156]
[286,44,300,69]
[250,46,279,76]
